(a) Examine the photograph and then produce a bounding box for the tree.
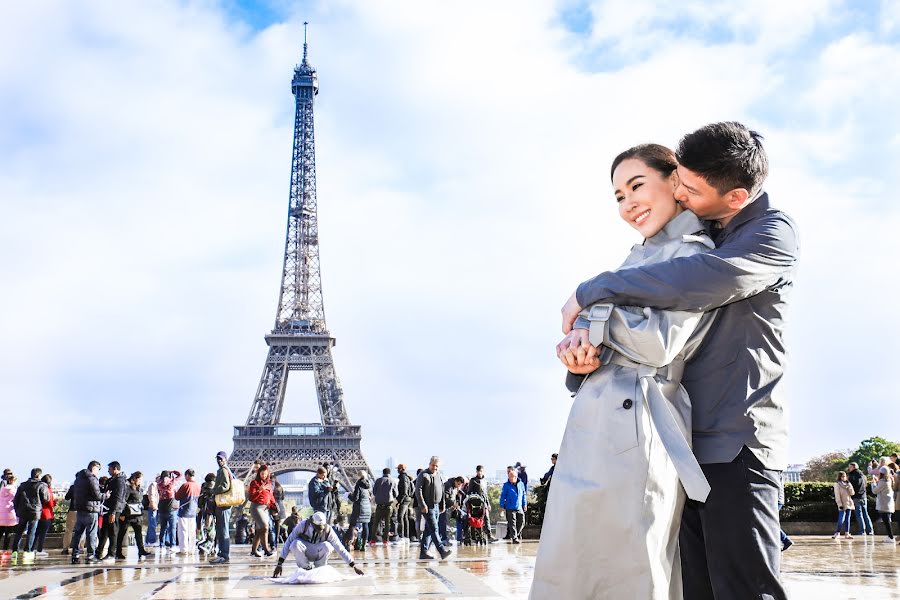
[801,451,850,482]
[848,436,900,470]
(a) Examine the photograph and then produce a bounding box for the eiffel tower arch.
[229,24,373,492]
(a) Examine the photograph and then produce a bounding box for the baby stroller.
[464,494,487,546]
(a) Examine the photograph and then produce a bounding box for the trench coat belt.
[606,353,711,503]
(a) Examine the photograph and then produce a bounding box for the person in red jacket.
[247,464,277,557]
[34,474,55,557]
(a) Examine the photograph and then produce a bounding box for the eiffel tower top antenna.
[302,21,309,64]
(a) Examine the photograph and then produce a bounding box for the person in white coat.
[872,468,896,544]
[832,471,854,539]
[531,144,715,600]
[272,511,365,576]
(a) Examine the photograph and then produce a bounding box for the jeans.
[215,507,231,559]
[158,510,177,547]
[145,510,158,545]
[12,518,40,552]
[71,511,99,558]
[680,446,787,600]
[420,505,444,553]
[438,511,450,544]
[853,496,874,534]
[34,519,52,552]
[777,503,791,547]
[835,508,852,534]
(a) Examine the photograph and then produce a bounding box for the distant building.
[784,464,804,483]
[385,456,395,470]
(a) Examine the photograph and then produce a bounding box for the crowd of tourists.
[832,454,900,543]
[0,451,556,565]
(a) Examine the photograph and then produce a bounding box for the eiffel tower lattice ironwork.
[229,25,372,491]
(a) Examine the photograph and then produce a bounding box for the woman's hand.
[556,329,600,373]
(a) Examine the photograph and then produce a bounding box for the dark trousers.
[34,519,52,552]
[680,446,788,600]
[397,498,412,538]
[99,514,121,557]
[117,517,147,554]
[505,509,524,540]
[879,512,894,539]
[373,503,393,543]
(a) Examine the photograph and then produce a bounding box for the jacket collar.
[706,191,769,238]
[645,208,707,247]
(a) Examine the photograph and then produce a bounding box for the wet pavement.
[0,537,898,598]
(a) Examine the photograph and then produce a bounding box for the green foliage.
[800,451,849,482]
[526,484,548,527]
[53,497,69,533]
[848,437,900,470]
[783,482,835,504]
[487,484,501,525]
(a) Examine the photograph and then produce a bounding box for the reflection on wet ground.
[0,537,897,598]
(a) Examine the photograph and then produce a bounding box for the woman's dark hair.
[160,470,170,479]
[676,121,768,195]
[129,471,143,484]
[610,143,677,182]
[41,474,52,485]
[255,463,269,480]
[205,472,216,483]
[836,471,847,481]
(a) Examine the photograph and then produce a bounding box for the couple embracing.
[530,122,798,600]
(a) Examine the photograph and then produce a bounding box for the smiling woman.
[610,144,682,239]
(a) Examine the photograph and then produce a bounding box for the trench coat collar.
[645,208,707,248]
[706,191,769,241]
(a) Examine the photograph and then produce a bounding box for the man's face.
[108,466,118,477]
[476,469,484,478]
[216,456,225,467]
[430,460,440,472]
[848,464,856,472]
[551,456,557,465]
[507,470,517,483]
[90,465,100,476]
[674,165,732,221]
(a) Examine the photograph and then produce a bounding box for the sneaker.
[884,537,897,543]
[512,538,521,544]
[85,556,101,564]
[71,556,80,565]
[831,533,839,539]
[488,537,499,544]
[264,550,274,558]
[419,550,433,560]
[209,556,229,564]
[22,551,35,563]
[842,533,853,539]
[438,547,452,560]
[250,549,262,558]
[35,551,49,558]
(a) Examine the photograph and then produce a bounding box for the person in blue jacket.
[499,467,527,544]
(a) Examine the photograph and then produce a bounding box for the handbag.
[215,470,245,508]
[126,502,143,517]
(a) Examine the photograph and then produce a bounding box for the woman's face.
[259,468,269,480]
[613,158,682,238]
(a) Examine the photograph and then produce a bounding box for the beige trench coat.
[530,211,714,600]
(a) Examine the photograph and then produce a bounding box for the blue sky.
[1,1,899,486]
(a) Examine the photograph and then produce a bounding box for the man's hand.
[273,562,283,578]
[353,566,365,576]
[561,291,582,334]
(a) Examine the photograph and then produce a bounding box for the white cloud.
[0,1,897,482]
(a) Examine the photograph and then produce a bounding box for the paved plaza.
[0,537,898,599]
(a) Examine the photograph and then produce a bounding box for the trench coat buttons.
[622,399,633,409]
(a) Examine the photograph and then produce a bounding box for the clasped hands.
[558,291,600,374]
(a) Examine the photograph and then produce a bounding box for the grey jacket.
[373,475,398,505]
[872,479,896,513]
[414,469,445,510]
[575,193,799,469]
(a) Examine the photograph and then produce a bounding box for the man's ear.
[726,188,751,210]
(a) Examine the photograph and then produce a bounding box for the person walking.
[347,472,373,549]
[209,451,234,564]
[848,463,875,536]
[271,475,285,550]
[372,468,398,546]
[156,470,182,553]
[872,468,897,543]
[197,473,217,555]
[832,471,854,539]
[116,471,150,559]
[0,475,18,555]
[395,464,414,544]
[415,456,451,561]
[515,463,529,489]
[33,474,55,557]
[12,468,51,556]
[247,463,277,558]
[175,469,201,556]
[70,461,103,564]
[307,467,332,515]
[500,467,527,544]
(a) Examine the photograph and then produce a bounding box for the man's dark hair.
[610,143,677,181]
[108,461,121,471]
[185,468,195,477]
[476,465,484,472]
[205,472,216,483]
[88,460,101,471]
[31,468,42,479]
[316,466,327,475]
[455,476,465,484]
[676,121,768,196]
[382,468,391,476]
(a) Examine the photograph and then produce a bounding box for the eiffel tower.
[229,24,372,491]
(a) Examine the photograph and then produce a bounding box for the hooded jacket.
[349,478,373,524]
[13,478,50,521]
[104,473,127,515]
